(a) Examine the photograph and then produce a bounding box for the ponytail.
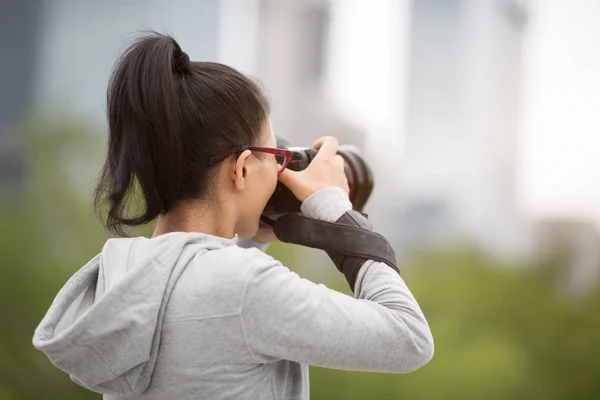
[95,33,185,235]
[94,32,270,236]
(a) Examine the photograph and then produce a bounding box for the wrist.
[300,187,352,222]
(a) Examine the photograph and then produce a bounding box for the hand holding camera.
[261,135,373,226]
[278,136,350,202]
[253,136,350,243]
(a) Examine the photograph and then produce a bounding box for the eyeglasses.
[208,145,294,174]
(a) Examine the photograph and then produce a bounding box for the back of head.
[94,32,270,236]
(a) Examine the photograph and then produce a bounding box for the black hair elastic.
[174,51,190,72]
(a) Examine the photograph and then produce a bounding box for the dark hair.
[94,32,270,236]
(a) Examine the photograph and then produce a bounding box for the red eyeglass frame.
[208,145,294,174]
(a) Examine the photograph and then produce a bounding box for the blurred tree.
[307,251,600,400]
[0,114,104,399]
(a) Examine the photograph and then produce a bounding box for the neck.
[152,199,236,239]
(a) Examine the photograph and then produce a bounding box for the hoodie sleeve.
[240,188,434,372]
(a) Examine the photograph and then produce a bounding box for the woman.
[33,32,433,399]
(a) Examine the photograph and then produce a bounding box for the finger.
[313,136,338,150]
[313,136,334,148]
[313,137,339,160]
[334,155,345,169]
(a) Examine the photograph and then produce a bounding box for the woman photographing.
[33,32,433,400]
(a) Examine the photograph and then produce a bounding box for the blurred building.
[34,0,221,124]
[26,0,366,152]
[242,0,368,149]
[1,0,531,257]
[518,0,600,227]
[0,1,42,183]
[3,0,600,286]
[396,0,533,258]
[519,0,600,290]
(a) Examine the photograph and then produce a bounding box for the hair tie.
[174,51,190,72]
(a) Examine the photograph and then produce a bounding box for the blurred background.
[1,0,600,399]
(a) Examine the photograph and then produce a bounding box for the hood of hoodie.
[33,231,235,396]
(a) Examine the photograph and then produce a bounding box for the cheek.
[258,156,278,187]
[248,165,277,209]
[254,164,278,214]
[248,158,278,205]
[266,162,278,196]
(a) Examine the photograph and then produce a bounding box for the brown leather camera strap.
[273,211,399,291]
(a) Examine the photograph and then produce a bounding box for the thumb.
[278,167,311,202]
[277,168,300,187]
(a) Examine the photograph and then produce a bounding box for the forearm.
[303,188,431,339]
[243,187,434,372]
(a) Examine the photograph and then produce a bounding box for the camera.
[261,136,374,225]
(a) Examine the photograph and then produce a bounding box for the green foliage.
[1,116,599,399]
[306,252,600,400]
[1,116,104,399]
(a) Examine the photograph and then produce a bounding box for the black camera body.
[261,137,374,225]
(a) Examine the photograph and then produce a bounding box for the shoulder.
[208,244,280,274]
[165,243,285,320]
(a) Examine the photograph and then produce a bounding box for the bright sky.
[518,0,600,224]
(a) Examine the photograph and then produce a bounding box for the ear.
[230,149,252,191]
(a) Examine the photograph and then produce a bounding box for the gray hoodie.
[33,188,434,400]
